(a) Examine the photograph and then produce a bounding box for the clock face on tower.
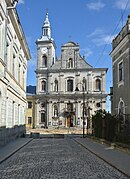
[41,47,47,54]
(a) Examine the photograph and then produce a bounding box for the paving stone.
[0,139,129,179]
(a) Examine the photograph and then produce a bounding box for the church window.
[82,77,87,91]
[41,113,45,123]
[41,103,45,108]
[42,55,47,67]
[54,79,58,92]
[41,80,46,91]
[96,79,101,91]
[67,79,73,92]
[44,29,48,36]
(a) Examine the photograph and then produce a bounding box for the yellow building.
[26,86,36,129]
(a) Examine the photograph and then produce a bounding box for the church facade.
[35,12,108,129]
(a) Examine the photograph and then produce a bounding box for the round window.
[41,103,45,108]
[96,102,101,108]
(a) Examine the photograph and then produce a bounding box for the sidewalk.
[74,137,130,178]
[0,137,33,164]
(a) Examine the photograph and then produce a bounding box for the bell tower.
[36,10,56,70]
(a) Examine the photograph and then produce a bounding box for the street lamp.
[75,84,85,138]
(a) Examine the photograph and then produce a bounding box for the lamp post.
[75,84,85,138]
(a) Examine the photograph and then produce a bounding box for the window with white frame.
[12,54,15,77]
[118,61,123,82]
[67,79,73,92]
[41,113,45,123]
[41,80,46,91]
[42,55,47,67]
[95,79,101,91]
[83,77,87,91]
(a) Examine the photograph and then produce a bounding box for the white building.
[35,12,107,129]
[0,0,30,131]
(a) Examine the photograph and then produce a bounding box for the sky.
[17,0,130,111]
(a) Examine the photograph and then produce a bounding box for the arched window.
[96,79,101,91]
[83,77,87,91]
[54,105,58,117]
[68,58,73,68]
[118,101,124,115]
[54,79,58,92]
[118,100,125,124]
[41,80,46,91]
[44,28,48,36]
[67,79,73,92]
[42,55,47,67]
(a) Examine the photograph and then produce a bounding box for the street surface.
[0,138,128,179]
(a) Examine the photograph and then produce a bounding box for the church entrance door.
[67,115,73,127]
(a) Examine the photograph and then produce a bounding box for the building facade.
[35,12,107,129]
[26,86,36,129]
[0,0,30,131]
[111,15,130,117]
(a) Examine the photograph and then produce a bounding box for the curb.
[0,138,33,164]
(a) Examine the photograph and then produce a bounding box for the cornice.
[35,67,108,74]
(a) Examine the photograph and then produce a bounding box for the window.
[96,102,101,108]
[119,62,123,82]
[42,55,47,67]
[54,79,58,92]
[18,63,21,83]
[28,101,32,108]
[67,79,73,92]
[118,101,124,115]
[44,29,48,36]
[28,117,32,124]
[6,43,10,68]
[54,105,58,117]
[67,103,73,112]
[118,100,125,123]
[12,54,15,77]
[68,58,73,68]
[41,113,45,123]
[83,78,87,91]
[41,103,45,108]
[41,80,46,91]
[96,79,101,91]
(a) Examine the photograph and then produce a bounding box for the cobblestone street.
[0,138,129,179]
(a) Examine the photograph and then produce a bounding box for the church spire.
[42,9,51,39]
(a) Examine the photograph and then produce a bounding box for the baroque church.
[35,12,108,129]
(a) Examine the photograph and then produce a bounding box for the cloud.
[86,0,105,11]
[87,28,116,46]
[114,0,130,10]
[18,0,24,5]
[81,48,93,58]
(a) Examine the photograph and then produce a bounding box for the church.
[35,11,108,129]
